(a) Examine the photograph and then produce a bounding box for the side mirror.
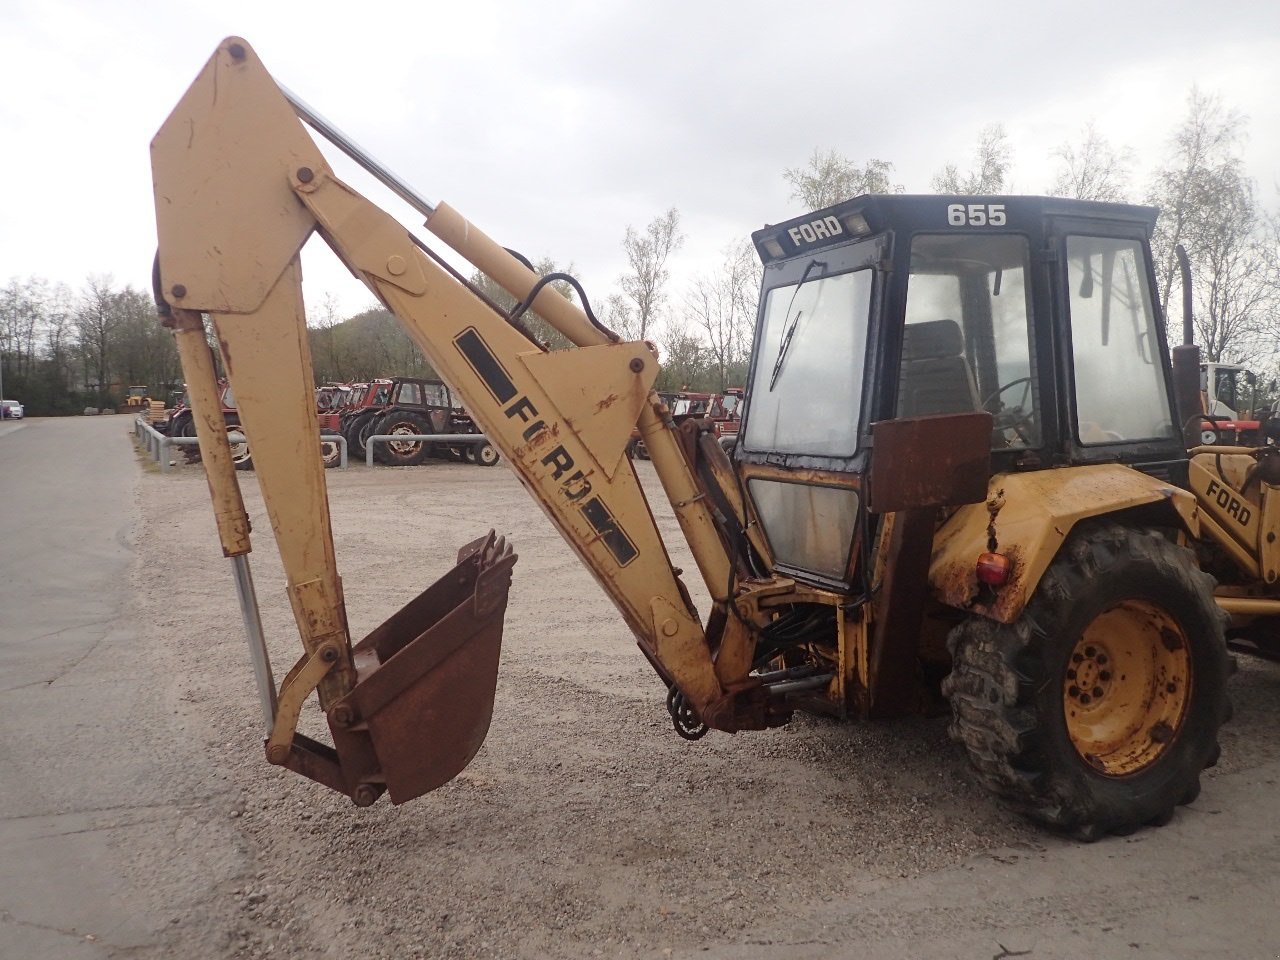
[1247,371,1257,386]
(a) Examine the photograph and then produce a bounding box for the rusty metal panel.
[929,464,1201,623]
[868,412,992,514]
[345,533,516,804]
[868,509,935,718]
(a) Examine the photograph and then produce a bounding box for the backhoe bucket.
[340,532,516,803]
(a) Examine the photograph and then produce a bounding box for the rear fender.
[929,464,1199,624]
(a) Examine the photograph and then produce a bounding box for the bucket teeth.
[325,530,517,804]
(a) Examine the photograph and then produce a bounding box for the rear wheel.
[942,523,1230,838]
[374,412,431,466]
[474,441,500,467]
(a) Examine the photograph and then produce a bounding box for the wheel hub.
[1063,599,1192,777]
[1066,643,1113,707]
[388,424,421,454]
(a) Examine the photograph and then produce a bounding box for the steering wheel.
[982,377,1036,446]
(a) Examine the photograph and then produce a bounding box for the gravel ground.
[131,454,1280,959]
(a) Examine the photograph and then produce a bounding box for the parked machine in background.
[1198,361,1271,446]
[629,389,742,458]
[153,38,1280,840]
[165,380,253,468]
[335,376,494,465]
[117,384,151,414]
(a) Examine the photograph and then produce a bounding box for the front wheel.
[474,442,499,467]
[320,438,341,469]
[342,410,378,459]
[943,523,1231,838]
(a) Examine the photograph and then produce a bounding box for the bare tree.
[1192,176,1277,362]
[932,124,1012,194]
[0,277,84,413]
[309,293,348,383]
[784,150,903,210]
[619,208,684,341]
[112,286,179,392]
[75,276,122,406]
[599,293,638,342]
[0,278,45,382]
[684,240,759,391]
[1049,121,1134,201]
[468,256,577,351]
[653,312,707,393]
[1147,88,1247,321]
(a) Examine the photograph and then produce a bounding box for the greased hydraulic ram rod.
[168,307,277,730]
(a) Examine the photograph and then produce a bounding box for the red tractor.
[167,381,344,469]
[164,380,254,469]
[629,389,744,459]
[340,377,498,466]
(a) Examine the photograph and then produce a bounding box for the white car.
[1,400,23,419]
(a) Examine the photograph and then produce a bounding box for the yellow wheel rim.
[1063,599,1192,777]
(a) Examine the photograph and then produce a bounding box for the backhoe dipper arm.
[152,38,765,803]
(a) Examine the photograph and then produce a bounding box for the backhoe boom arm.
[152,38,763,802]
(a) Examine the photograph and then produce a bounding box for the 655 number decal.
[947,203,1006,227]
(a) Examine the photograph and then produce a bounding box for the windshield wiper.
[768,258,825,391]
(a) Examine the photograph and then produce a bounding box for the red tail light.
[976,552,1011,586]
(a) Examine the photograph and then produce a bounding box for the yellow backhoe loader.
[152,38,1279,839]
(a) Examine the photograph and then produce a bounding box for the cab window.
[1065,236,1174,445]
[900,234,1039,448]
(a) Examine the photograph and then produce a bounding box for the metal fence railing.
[365,433,491,467]
[133,417,347,472]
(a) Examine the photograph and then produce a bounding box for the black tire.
[357,413,381,459]
[1226,616,1280,661]
[462,445,477,464]
[373,411,431,466]
[942,523,1230,838]
[166,412,193,439]
[343,410,378,460]
[165,412,196,462]
[474,441,500,467]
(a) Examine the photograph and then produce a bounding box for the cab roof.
[752,194,1160,265]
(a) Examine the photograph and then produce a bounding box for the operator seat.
[896,319,980,417]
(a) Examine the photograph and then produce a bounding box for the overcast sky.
[3,0,1279,323]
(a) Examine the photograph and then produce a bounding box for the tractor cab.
[737,195,1185,590]
[1201,361,1257,421]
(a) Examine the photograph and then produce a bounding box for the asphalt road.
[0,417,244,958]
